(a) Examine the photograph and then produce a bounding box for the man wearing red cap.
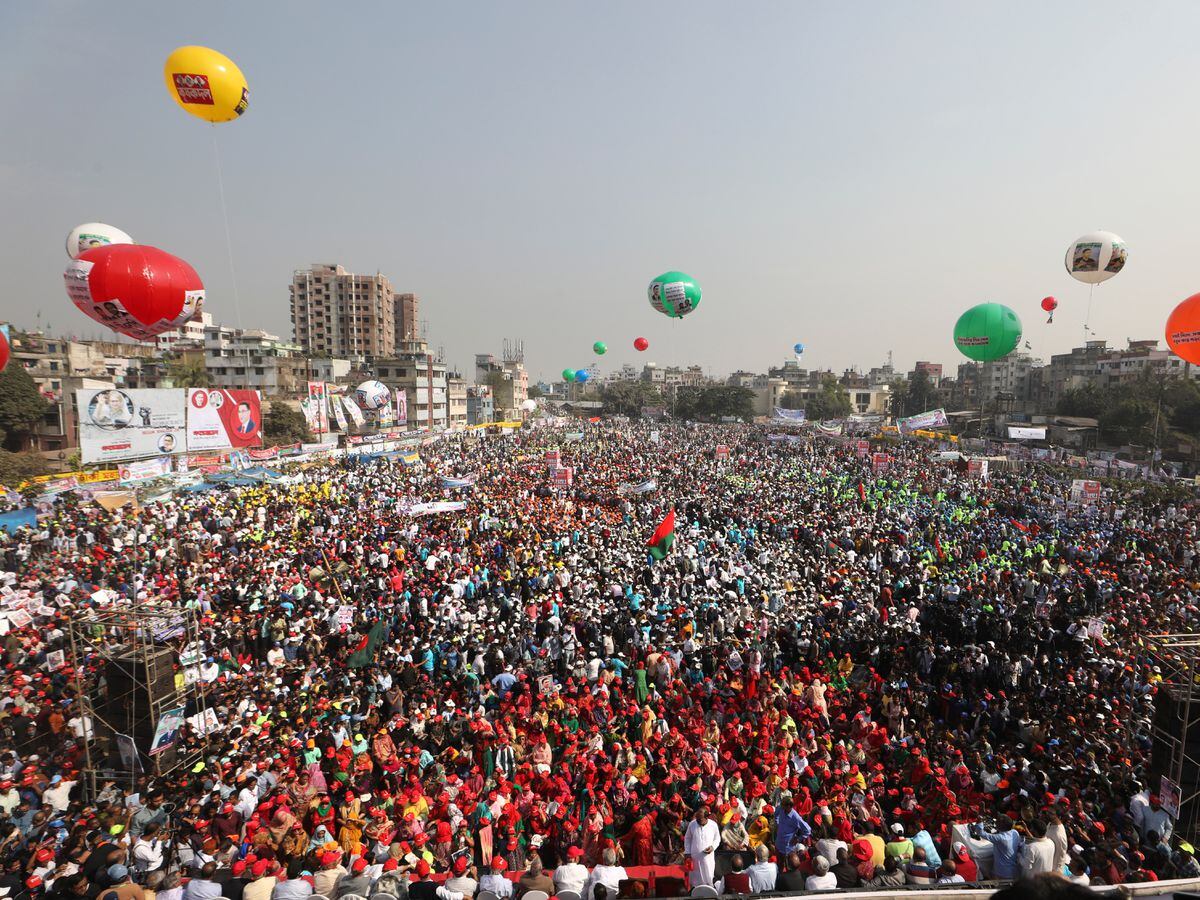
[553,847,588,896]
[479,857,514,899]
[333,858,374,898]
[243,861,277,900]
[445,856,478,899]
[312,852,345,898]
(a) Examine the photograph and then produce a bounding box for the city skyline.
[3,3,1198,382]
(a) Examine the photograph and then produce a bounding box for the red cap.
[232,862,247,876]
[36,849,54,863]
[251,861,270,878]
[383,860,398,872]
[453,857,468,874]
[352,859,368,873]
[567,846,584,859]
[415,860,431,877]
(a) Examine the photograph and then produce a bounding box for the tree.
[0,365,52,451]
[805,375,853,421]
[673,386,754,421]
[1057,384,1106,418]
[0,451,50,488]
[904,369,941,416]
[526,384,545,399]
[166,356,211,389]
[601,381,663,418]
[779,392,806,411]
[262,402,313,445]
[887,377,909,418]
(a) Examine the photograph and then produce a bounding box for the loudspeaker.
[100,648,177,754]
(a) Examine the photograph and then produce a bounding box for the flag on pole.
[647,509,676,561]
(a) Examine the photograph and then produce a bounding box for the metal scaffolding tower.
[67,602,210,799]
[1146,633,1200,839]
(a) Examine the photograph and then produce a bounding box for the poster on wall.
[186,389,262,450]
[76,388,187,464]
[396,390,408,427]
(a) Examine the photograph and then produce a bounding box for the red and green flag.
[647,509,676,561]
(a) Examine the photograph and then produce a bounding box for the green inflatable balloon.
[562,368,577,382]
[648,271,702,319]
[953,303,1022,362]
[593,341,607,355]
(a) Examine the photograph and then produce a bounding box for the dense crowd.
[0,423,1198,900]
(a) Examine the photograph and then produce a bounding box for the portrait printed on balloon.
[1105,243,1128,274]
[1071,242,1102,273]
[664,282,692,315]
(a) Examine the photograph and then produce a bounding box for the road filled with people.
[1,423,1198,900]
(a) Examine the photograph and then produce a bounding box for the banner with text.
[187,389,263,451]
[77,388,187,464]
[1007,426,1047,440]
[305,381,329,433]
[898,408,949,435]
[772,407,806,423]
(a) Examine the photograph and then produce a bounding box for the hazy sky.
[2,2,1197,384]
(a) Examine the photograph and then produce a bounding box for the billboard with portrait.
[76,388,187,464]
[186,389,263,451]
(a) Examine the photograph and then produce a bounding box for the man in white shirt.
[805,856,837,891]
[1018,820,1056,876]
[133,824,166,875]
[584,849,626,900]
[42,775,76,814]
[683,806,721,888]
[554,846,589,896]
[478,858,514,899]
[746,845,778,893]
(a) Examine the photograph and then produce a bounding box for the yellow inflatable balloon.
[163,46,248,123]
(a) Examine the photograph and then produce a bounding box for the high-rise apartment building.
[394,293,420,342]
[290,264,398,359]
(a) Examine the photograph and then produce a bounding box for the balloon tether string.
[211,125,250,384]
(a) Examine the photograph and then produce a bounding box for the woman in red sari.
[621,809,657,867]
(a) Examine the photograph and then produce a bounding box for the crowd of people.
[0,422,1198,900]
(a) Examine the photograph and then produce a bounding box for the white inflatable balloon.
[521,399,537,412]
[1064,231,1128,285]
[65,222,134,260]
[355,380,391,410]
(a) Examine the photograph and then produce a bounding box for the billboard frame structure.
[67,602,210,799]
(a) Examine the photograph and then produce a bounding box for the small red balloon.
[64,244,205,342]
[1040,296,1057,312]
[0,330,9,374]
[634,337,649,352]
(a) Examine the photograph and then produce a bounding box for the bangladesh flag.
[647,509,676,561]
[347,620,388,669]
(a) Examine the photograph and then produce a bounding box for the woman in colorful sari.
[266,807,299,850]
[308,794,336,836]
[373,728,402,774]
[621,809,657,867]
[287,772,318,820]
[337,793,367,855]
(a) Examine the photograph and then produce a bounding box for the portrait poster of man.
[1105,242,1128,274]
[1071,241,1102,272]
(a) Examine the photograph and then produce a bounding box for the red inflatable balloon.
[1166,293,1200,365]
[634,337,649,352]
[1040,296,1057,312]
[65,245,204,341]
[0,330,9,374]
